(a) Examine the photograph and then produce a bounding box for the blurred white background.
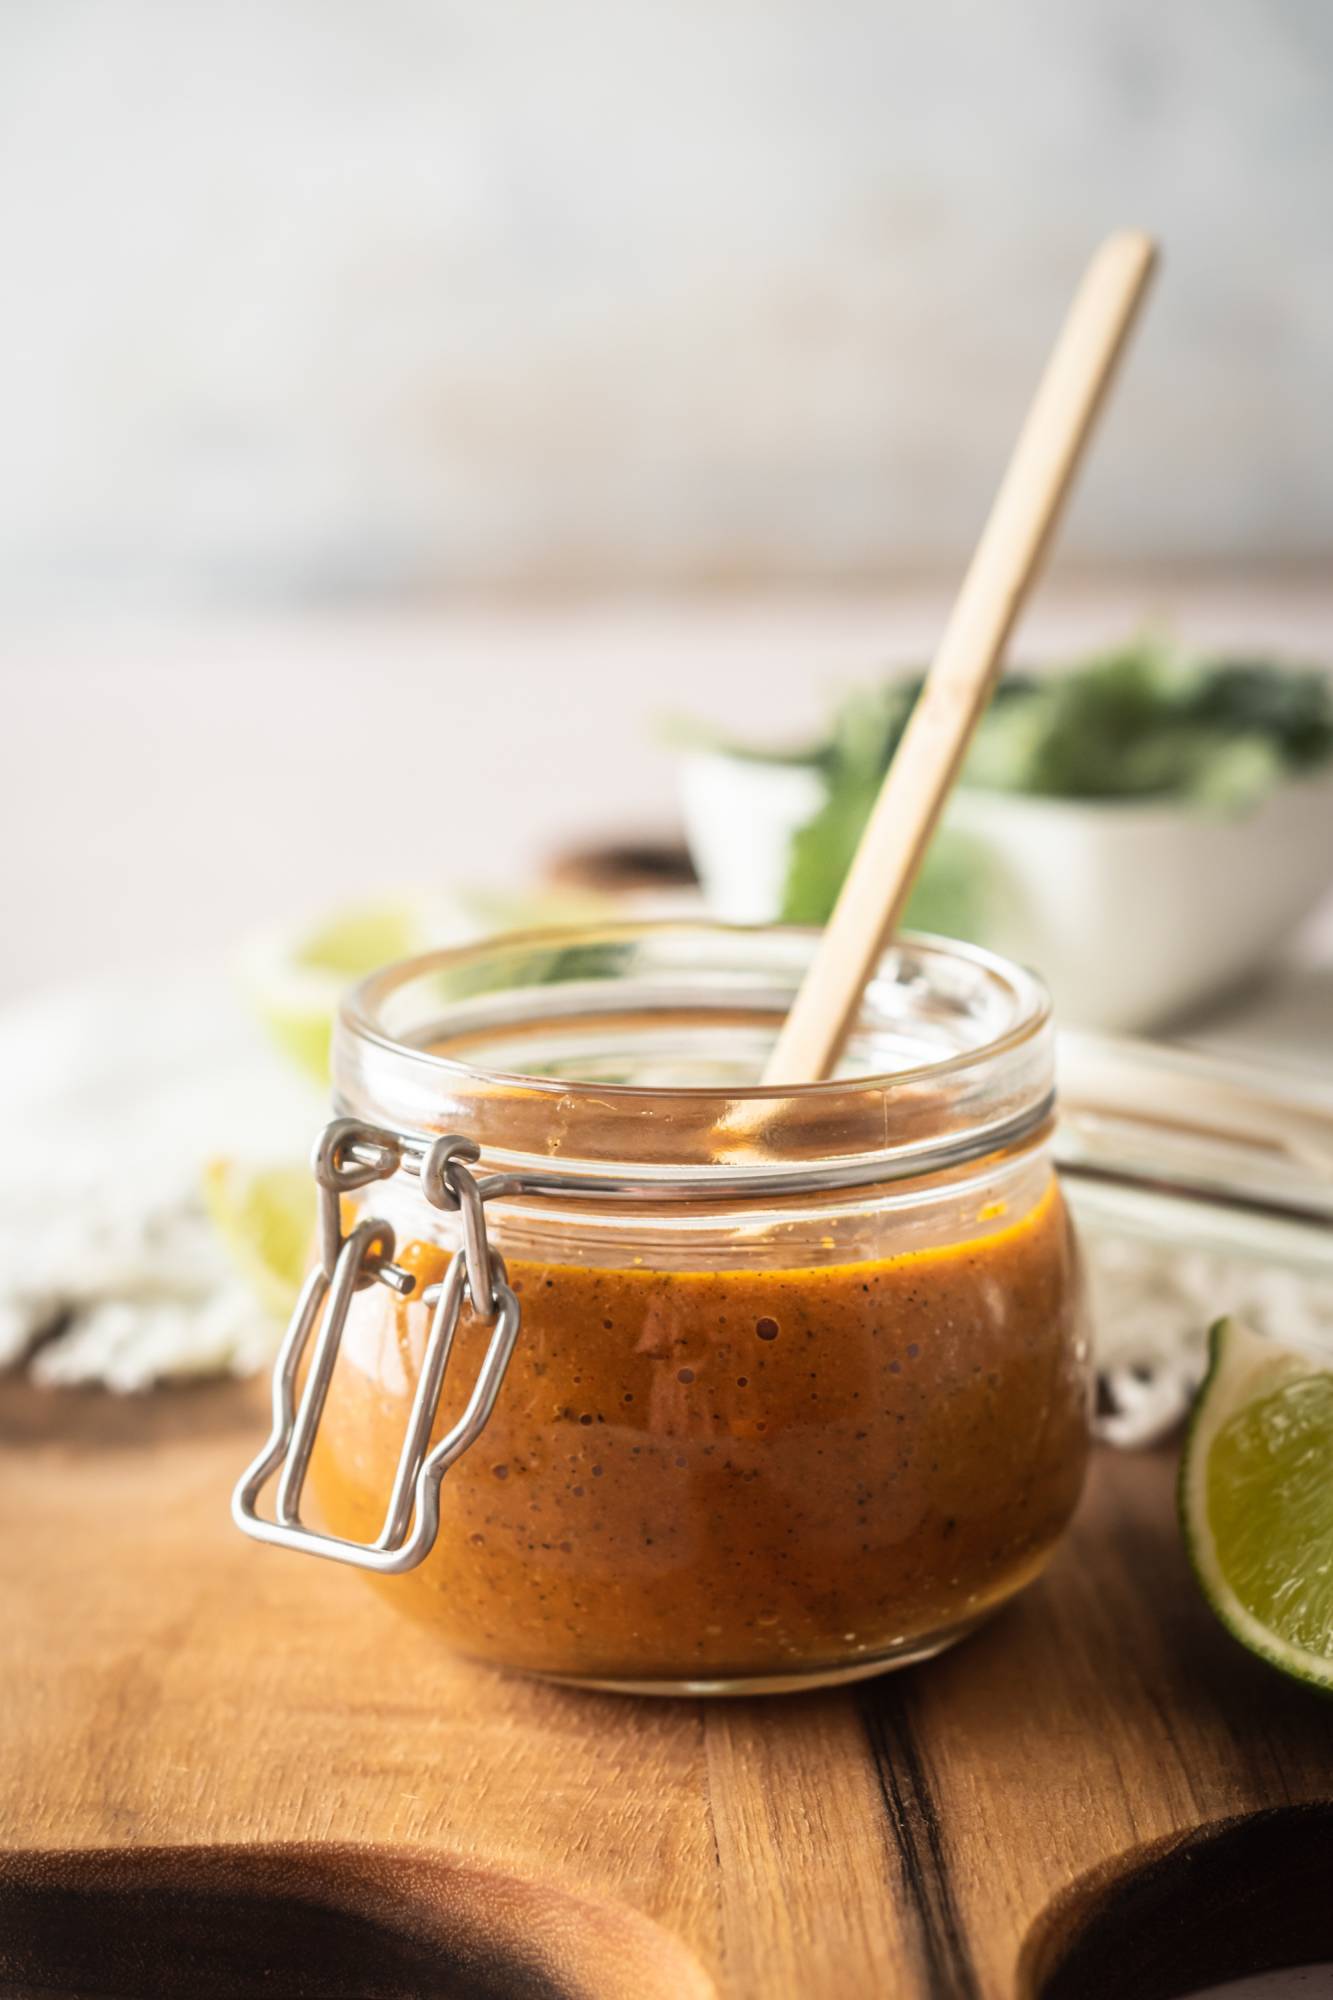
[2,1,1332,1015]
[2,0,1332,606]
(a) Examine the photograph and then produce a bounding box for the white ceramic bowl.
[678,750,1333,1032]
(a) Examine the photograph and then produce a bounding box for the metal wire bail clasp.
[231,1121,522,1575]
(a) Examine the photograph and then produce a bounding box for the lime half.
[1181,1316,1333,1692]
[240,887,614,1082]
[202,1158,316,1320]
[239,895,469,1081]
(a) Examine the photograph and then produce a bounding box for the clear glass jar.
[249,922,1088,1696]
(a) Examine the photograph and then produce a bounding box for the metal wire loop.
[419,1134,481,1211]
[231,1123,523,1575]
[272,1215,396,1528]
[312,1116,414,1292]
[313,1116,402,1192]
[421,1135,495,1311]
[421,1248,509,1320]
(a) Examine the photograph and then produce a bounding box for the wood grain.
[2,1377,1331,1999]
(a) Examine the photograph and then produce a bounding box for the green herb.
[956,640,1318,804]
[682,638,1333,931]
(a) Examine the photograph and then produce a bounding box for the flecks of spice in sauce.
[312,1181,1086,1683]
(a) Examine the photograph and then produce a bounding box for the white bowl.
[678,750,1333,1032]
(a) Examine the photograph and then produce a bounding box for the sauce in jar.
[242,924,1092,1694]
[311,1178,1086,1690]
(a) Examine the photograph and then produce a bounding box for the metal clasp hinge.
[231,1122,521,1574]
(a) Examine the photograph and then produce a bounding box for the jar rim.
[333,923,1054,1183]
[340,920,1051,1103]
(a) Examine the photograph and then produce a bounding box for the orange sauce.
[310,1179,1088,1685]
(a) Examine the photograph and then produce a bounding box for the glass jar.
[236,923,1091,1695]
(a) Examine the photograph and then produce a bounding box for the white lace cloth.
[0,970,318,1392]
[1083,1231,1333,1445]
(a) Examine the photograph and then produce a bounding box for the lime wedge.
[1181,1316,1333,1692]
[240,887,615,1082]
[239,894,470,1081]
[202,1158,316,1319]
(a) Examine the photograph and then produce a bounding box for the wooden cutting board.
[3,1376,1332,2000]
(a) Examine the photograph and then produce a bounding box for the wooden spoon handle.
[762,229,1158,1087]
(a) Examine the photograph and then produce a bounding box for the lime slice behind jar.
[240,887,612,1082]
[1181,1317,1333,1693]
[203,1159,315,1320]
[240,896,466,1082]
